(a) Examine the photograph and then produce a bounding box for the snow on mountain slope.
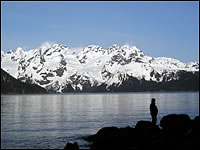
[1,43,199,92]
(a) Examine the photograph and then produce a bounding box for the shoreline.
[1,91,199,96]
[65,114,200,150]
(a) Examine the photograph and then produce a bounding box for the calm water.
[1,92,199,149]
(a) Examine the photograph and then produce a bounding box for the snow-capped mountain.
[1,43,199,92]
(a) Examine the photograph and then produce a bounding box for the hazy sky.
[1,1,199,62]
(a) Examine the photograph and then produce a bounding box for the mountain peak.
[16,47,23,51]
[83,45,104,53]
[39,42,55,50]
[15,47,24,54]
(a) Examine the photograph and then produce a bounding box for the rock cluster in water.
[64,114,200,150]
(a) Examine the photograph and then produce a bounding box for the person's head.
[151,98,156,103]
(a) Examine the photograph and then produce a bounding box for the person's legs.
[152,115,157,125]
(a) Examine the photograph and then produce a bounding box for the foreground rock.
[160,114,191,135]
[64,142,79,150]
[81,114,200,150]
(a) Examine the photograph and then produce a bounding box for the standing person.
[150,98,158,125]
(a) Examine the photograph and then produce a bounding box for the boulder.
[160,114,191,135]
[190,116,200,139]
[193,116,200,130]
[86,126,119,142]
[64,142,79,150]
[89,126,142,150]
[135,120,154,130]
[135,120,161,136]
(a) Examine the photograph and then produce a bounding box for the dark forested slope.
[1,68,47,94]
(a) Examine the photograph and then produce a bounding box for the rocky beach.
[65,114,200,150]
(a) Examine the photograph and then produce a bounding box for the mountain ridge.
[1,43,199,93]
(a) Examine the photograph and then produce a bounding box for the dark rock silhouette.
[135,120,161,136]
[81,114,200,150]
[87,126,142,150]
[86,126,119,142]
[160,114,191,136]
[188,116,200,140]
[135,120,153,129]
[64,142,79,150]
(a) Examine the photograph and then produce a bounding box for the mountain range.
[1,43,199,93]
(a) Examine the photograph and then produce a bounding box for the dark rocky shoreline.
[64,114,200,150]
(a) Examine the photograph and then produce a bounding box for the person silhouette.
[150,98,158,125]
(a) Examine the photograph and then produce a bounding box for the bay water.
[1,92,199,149]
